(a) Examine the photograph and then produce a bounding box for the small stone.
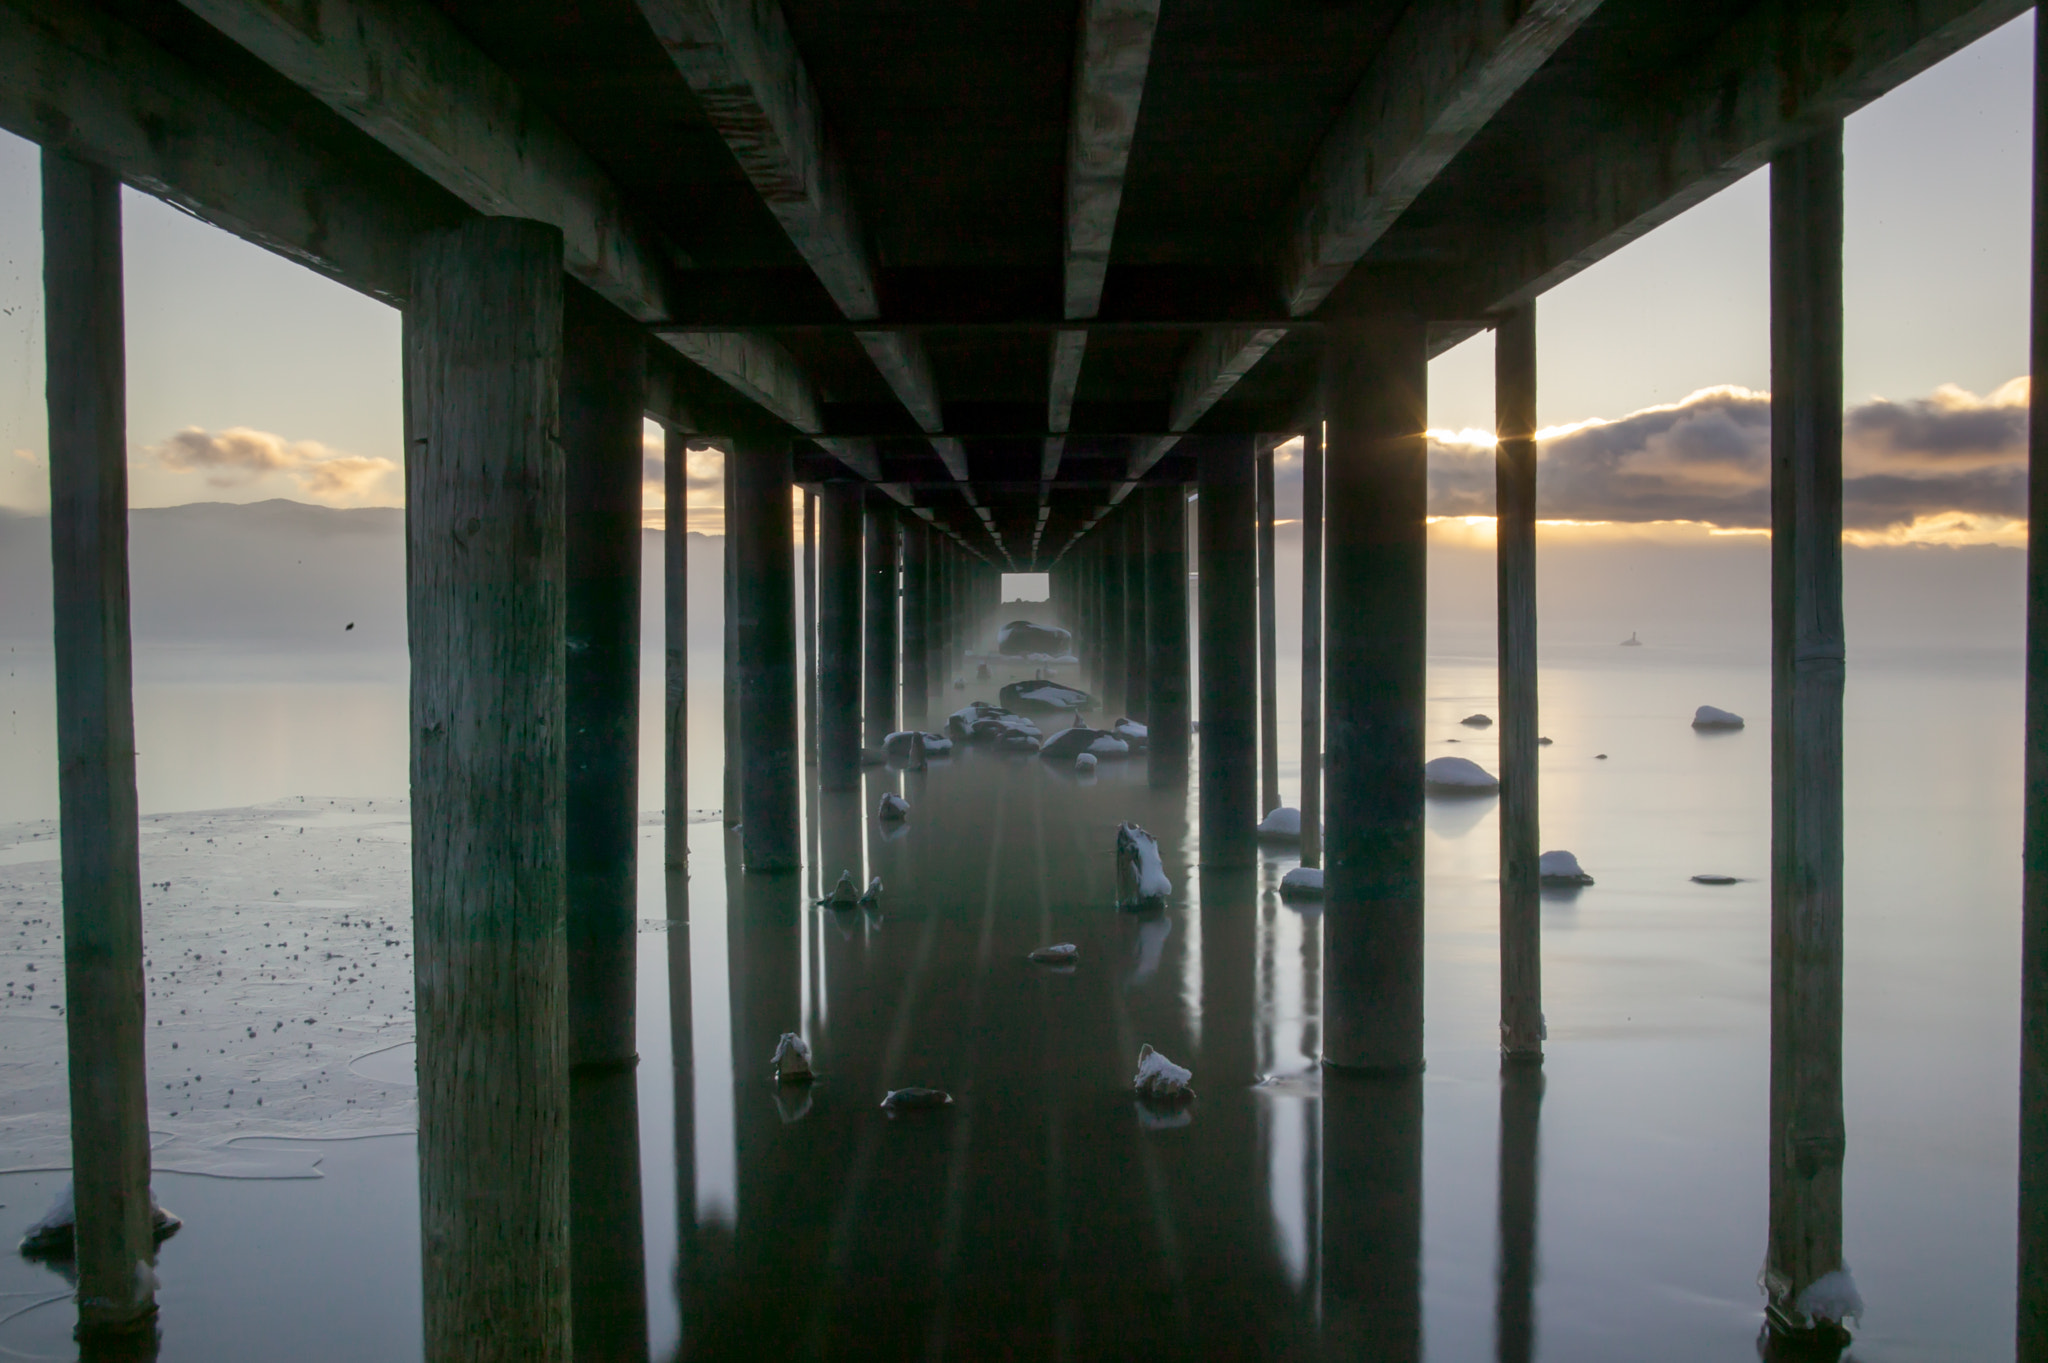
[1691,873,1739,886]
[1029,943,1079,964]
[1133,1044,1194,1103]
[1538,850,1594,886]
[772,1031,813,1083]
[1460,713,1493,727]
[880,1086,954,1113]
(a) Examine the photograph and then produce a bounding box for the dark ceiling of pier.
[47,0,2028,566]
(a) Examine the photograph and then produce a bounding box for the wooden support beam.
[1195,434,1257,869]
[1278,0,1605,316]
[1495,303,1542,1062]
[819,482,864,791]
[1763,123,1849,1342]
[1122,506,1148,723]
[665,428,690,868]
[734,433,800,872]
[43,149,155,1341]
[804,490,819,766]
[723,451,742,828]
[1257,440,1280,820]
[406,216,569,1361]
[1065,0,1162,319]
[902,516,930,728]
[864,498,900,748]
[1300,421,1324,868]
[2021,10,2048,1351]
[0,0,461,306]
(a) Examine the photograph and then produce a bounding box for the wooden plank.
[1763,124,1849,1340]
[1064,0,1162,320]
[42,149,155,1340]
[1279,0,1605,316]
[0,0,460,306]
[406,216,569,1361]
[1495,303,1542,1062]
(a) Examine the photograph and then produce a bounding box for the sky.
[0,11,2032,546]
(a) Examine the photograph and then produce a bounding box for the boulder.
[857,875,883,908]
[1111,717,1148,750]
[877,792,910,823]
[1538,849,1594,885]
[1424,755,1500,794]
[1693,705,1744,729]
[1116,823,1172,907]
[1029,942,1079,964]
[1460,713,1493,727]
[1039,726,1112,761]
[1075,752,1098,774]
[1086,733,1130,758]
[19,1181,181,1258]
[1133,1044,1195,1103]
[880,1087,953,1113]
[772,1032,813,1083]
[819,870,860,908]
[1279,867,1324,901]
[996,620,1074,657]
[1257,807,1302,841]
[1000,679,1091,713]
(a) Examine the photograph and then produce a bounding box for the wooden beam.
[663,331,819,432]
[1452,0,2029,318]
[1048,328,1087,433]
[1279,0,1605,317]
[1065,0,1162,319]
[0,0,461,306]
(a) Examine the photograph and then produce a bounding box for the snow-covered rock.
[1112,717,1148,750]
[877,792,910,822]
[1537,849,1593,885]
[1116,823,1172,907]
[998,732,1042,753]
[1039,726,1112,761]
[772,1032,813,1083]
[1794,1267,1864,1326]
[1086,734,1129,757]
[1074,752,1098,774]
[819,870,860,908]
[880,1087,953,1113]
[1460,713,1493,727]
[1029,943,1079,964]
[19,1181,181,1258]
[883,730,933,764]
[920,732,953,756]
[1692,705,1744,729]
[1424,755,1500,794]
[1257,807,1302,840]
[1280,867,1324,900]
[857,876,883,908]
[1000,679,1091,714]
[996,620,1074,657]
[1133,1044,1195,1103]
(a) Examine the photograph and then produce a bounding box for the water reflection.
[1320,1072,1422,1361]
[570,1064,650,1362]
[1495,1065,1542,1363]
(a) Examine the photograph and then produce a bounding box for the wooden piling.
[665,429,689,868]
[723,447,742,828]
[1763,122,1849,1337]
[1123,507,1148,719]
[561,283,644,1071]
[1495,303,1543,1063]
[2022,12,2048,1352]
[1300,422,1324,869]
[902,515,930,727]
[406,215,569,1361]
[864,497,899,748]
[804,489,818,764]
[1196,434,1258,868]
[819,482,863,791]
[1100,514,1127,715]
[1144,484,1191,780]
[41,149,155,1339]
[1257,439,1281,820]
[1321,314,1429,1075]
[733,435,800,872]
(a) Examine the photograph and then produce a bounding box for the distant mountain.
[0,500,728,653]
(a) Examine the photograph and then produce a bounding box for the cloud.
[1420,379,2028,534]
[144,427,400,505]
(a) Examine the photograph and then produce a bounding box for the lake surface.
[0,631,2024,1360]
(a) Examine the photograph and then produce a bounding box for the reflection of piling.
[43,150,156,1339]
[407,216,570,1358]
[570,1064,651,1362]
[1320,316,1428,1075]
[1762,122,1850,1342]
[734,435,800,871]
[1495,303,1543,1062]
[2022,17,2048,1354]
[563,282,644,1070]
[1495,1064,1543,1363]
[1144,485,1191,782]
[819,483,864,791]
[1299,424,1324,869]
[864,496,900,748]
[1320,1072,1422,1361]
[665,866,698,1357]
[665,429,690,868]
[1194,434,1257,868]
[1256,439,1281,821]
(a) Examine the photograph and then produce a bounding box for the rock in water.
[1116,823,1173,907]
[19,1181,181,1258]
[877,792,910,823]
[1039,726,1113,761]
[976,662,992,681]
[1133,1044,1194,1103]
[880,1086,954,1113]
[772,1031,814,1083]
[820,870,860,908]
[1424,755,1500,794]
[1538,849,1594,885]
[996,619,1074,657]
[919,732,953,757]
[1086,734,1129,757]
[857,875,884,909]
[1111,717,1149,750]
[884,730,931,766]
[1257,807,1302,841]
[1460,713,1493,727]
[1029,942,1079,964]
[1075,752,1098,773]
[1692,705,1744,729]
[1691,873,1739,885]
[1280,867,1324,901]
[1000,678,1091,714]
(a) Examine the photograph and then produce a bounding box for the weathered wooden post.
[819,482,863,791]
[902,515,930,728]
[804,489,819,764]
[864,495,899,748]
[1195,434,1257,868]
[1495,303,1543,1063]
[407,215,570,1360]
[733,434,800,872]
[2021,12,2048,1354]
[1300,422,1325,869]
[1123,505,1148,719]
[1762,121,1851,1343]
[1257,438,1281,820]
[1321,314,1429,1074]
[42,148,155,1341]
[1144,484,1191,782]
[665,429,689,868]
[562,283,644,1072]
[723,446,742,828]
[1495,1064,1544,1363]
[1100,512,1127,714]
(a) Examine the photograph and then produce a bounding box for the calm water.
[0,632,2025,1360]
